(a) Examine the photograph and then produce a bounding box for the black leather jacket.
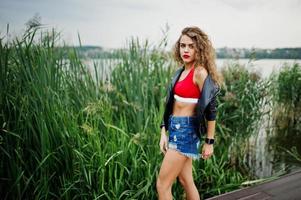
[160,66,220,138]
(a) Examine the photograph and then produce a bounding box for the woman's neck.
[184,62,194,70]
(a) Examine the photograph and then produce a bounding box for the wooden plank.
[207,169,301,200]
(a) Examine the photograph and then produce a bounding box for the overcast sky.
[1,0,301,49]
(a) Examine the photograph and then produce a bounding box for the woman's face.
[179,34,196,64]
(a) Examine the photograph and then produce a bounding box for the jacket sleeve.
[160,82,172,129]
[160,121,165,129]
[204,95,218,121]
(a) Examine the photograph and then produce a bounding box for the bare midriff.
[172,100,197,117]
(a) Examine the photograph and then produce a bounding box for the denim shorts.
[168,115,201,160]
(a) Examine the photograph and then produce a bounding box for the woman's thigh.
[157,149,188,186]
[178,158,194,184]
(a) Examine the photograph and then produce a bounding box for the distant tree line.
[216,47,301,59]
[65,46,301,59]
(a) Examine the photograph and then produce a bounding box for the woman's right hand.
[159,128,168,155]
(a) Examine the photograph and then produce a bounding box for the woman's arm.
[202,120,215,159]
[202,93,218,159]
[206,120,216,139]
[204,94,218,138]
[159,123,168,155]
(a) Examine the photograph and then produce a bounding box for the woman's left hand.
[201,143,214,159]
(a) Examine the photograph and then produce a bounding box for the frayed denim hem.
[168,143,201,161]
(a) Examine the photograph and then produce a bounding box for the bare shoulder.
[194,66,208,87]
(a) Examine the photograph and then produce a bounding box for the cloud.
[0,0,301,48]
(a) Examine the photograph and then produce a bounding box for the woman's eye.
[189,45,194,49]
[180,44,185,48]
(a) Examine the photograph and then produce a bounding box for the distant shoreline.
[69,46,301,59]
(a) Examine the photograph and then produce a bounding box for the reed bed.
[268,62,301,166]
[0,27,293,199]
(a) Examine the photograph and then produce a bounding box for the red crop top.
[174,67,201,98]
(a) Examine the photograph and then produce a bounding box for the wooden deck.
[207,169,301,200]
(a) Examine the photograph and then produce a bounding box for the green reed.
[215,61,271,172]
[268,63,301,166]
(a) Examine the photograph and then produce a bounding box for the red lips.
[183,55,190,59]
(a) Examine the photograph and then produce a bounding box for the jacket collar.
[170,67,184,89]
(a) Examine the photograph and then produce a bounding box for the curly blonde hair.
[173,26,223,87]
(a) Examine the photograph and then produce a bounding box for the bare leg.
[156,149,188,200]
[178,158,200,200]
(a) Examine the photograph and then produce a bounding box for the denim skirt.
[168,115,201,160]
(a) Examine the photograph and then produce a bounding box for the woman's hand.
[159,129,168,155]
[201,143,214,159]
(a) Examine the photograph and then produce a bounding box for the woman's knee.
[178,176,186,187]
[156,176,170,192]
[178,175,194,188]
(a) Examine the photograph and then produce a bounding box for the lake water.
[84,58,301,178]
[84,58,301,82]
[216,58,301,79]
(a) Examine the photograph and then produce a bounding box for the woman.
[156,26,222,200]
